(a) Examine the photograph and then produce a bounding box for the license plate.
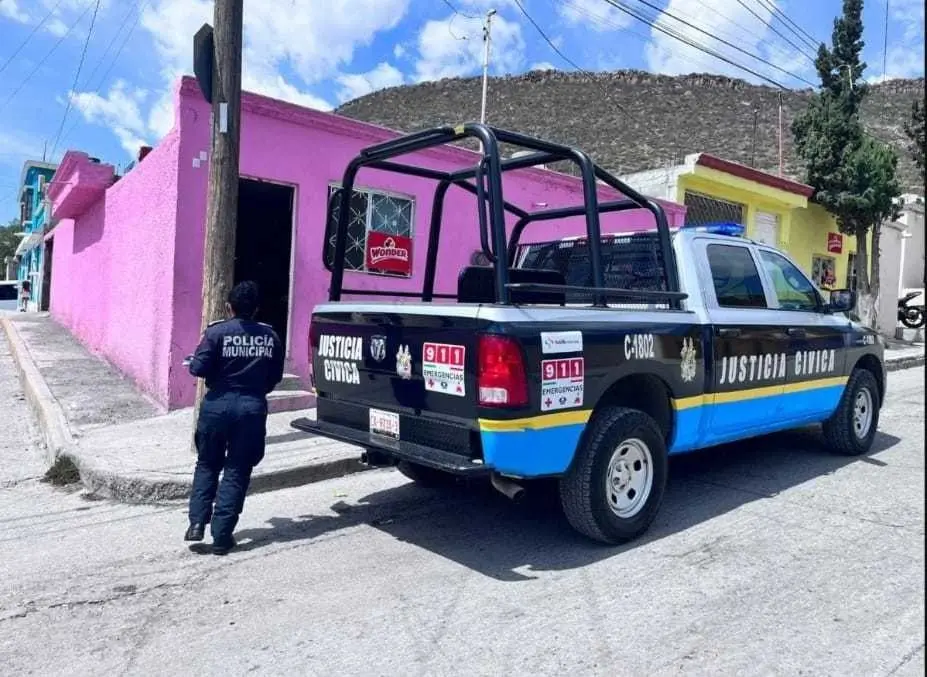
[369,408,400,440]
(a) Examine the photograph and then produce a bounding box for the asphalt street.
[0,343,923,675]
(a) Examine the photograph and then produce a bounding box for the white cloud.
[557,0,633,31]
[531,61,557,72]
[336,62,405,102]
[242,68,333,111]
[0,130,43,163]
[394,44,407,59]
[125,0,407,146]
[66,0,409,156]
[70,80,151,155]
[0,0,29,22]
[643,0,816,86]
[414,12,526,82]
[45,17,68,36]
[874,0,925,80]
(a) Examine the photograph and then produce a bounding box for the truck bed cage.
[325,123,685,309]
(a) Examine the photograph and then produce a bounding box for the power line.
[731,0,816,64]
[556,0,748,77]
[754,0,822,52]
[0,0,68,77]
[881,0,890,80]
[0,1,96,111]
[56,1,147,151]
[49,0,103,160]
[439,0,479,20]
[512,0,634,118]
[79,0,139,89]
[595,0,789,89]
[621,0,817,87]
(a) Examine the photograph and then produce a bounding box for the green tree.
[791,0,902,325]
[904,100,925,185]
[0,218,22,276]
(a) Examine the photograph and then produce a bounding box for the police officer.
[184,281,284,554]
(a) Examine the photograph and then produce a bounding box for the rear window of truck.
[517,232,669,306]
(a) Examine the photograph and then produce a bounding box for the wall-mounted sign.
[827,232,843,254]
[366,230,412,276]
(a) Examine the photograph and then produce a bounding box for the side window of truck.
[757,249,819,312]
[705,244,767,308]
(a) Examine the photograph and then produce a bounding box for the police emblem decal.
[370,335,387,362]
[396,345,412,379]
[680,337,697,383]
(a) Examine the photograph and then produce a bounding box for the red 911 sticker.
[422,342,466,397]
[541,358,584,412]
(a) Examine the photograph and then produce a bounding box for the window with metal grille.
[684,191,745,227]
[846,253,859,291]
[324,185,415,275]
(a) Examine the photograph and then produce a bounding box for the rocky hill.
[336,70,925,194]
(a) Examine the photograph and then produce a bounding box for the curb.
[886,353,925,372]
[73,454,370,504]
[1,317,75,465]
[2,316,369,503]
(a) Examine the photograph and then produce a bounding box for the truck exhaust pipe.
[491,473,525,503]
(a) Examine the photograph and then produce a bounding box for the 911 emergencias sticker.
[422,342,466,397]
[541,357,584,412]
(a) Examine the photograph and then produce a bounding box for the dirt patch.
[42,455,80,486]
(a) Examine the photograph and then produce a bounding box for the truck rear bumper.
[290,417,492,476]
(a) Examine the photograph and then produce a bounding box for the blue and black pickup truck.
[292,123,885,545]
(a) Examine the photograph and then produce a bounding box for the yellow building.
[620,153,864,291]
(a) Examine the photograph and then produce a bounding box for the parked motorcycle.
[898,291,925,329]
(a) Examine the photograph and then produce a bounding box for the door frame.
[238,174,299,361]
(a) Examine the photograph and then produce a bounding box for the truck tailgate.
[309,305,491,458]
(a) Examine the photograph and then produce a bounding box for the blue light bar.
[682,222,745,237]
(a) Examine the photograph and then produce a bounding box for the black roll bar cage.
[325,122,685,309]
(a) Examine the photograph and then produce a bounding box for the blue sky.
[1,0,924,222]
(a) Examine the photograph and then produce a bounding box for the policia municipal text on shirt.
[184,281,285,554]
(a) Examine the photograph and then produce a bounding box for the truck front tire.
[560,407,668,545]
[822,368,880,456]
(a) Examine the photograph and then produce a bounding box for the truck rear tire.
[396,461,458,488]
[822,368,880,456]
[559,406,668,545]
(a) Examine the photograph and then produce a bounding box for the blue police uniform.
[187,317,285,548]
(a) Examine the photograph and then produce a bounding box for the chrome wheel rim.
[605,438,653,518]
[853,387,873,439]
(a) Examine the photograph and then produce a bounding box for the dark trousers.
[189,391,267,543]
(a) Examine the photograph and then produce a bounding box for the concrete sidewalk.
[2,312,924,504]
[1,313,365,503]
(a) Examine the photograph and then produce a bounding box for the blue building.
[15,160,58,311]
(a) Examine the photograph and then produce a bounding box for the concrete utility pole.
[192,0,244,443]
[480,9,496,124]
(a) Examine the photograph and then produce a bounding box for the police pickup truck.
[292,123,885,545]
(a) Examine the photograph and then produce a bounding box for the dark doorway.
[41,238,53,311]
[235,178,295,352]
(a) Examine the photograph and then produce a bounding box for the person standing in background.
[18,280,31,312]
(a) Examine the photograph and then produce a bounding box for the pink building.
[45,76,686,411]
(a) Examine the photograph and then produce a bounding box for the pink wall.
[168,76,685,407]
[48,76,685,410]
[48,137,182,406]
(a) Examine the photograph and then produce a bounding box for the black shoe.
[212,536,236,555]
[184,523,205,541]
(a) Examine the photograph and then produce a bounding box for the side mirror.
[827,288,856,313]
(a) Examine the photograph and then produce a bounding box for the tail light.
[477,334,528,407]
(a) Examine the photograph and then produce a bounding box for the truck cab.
[292,124,884,545]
